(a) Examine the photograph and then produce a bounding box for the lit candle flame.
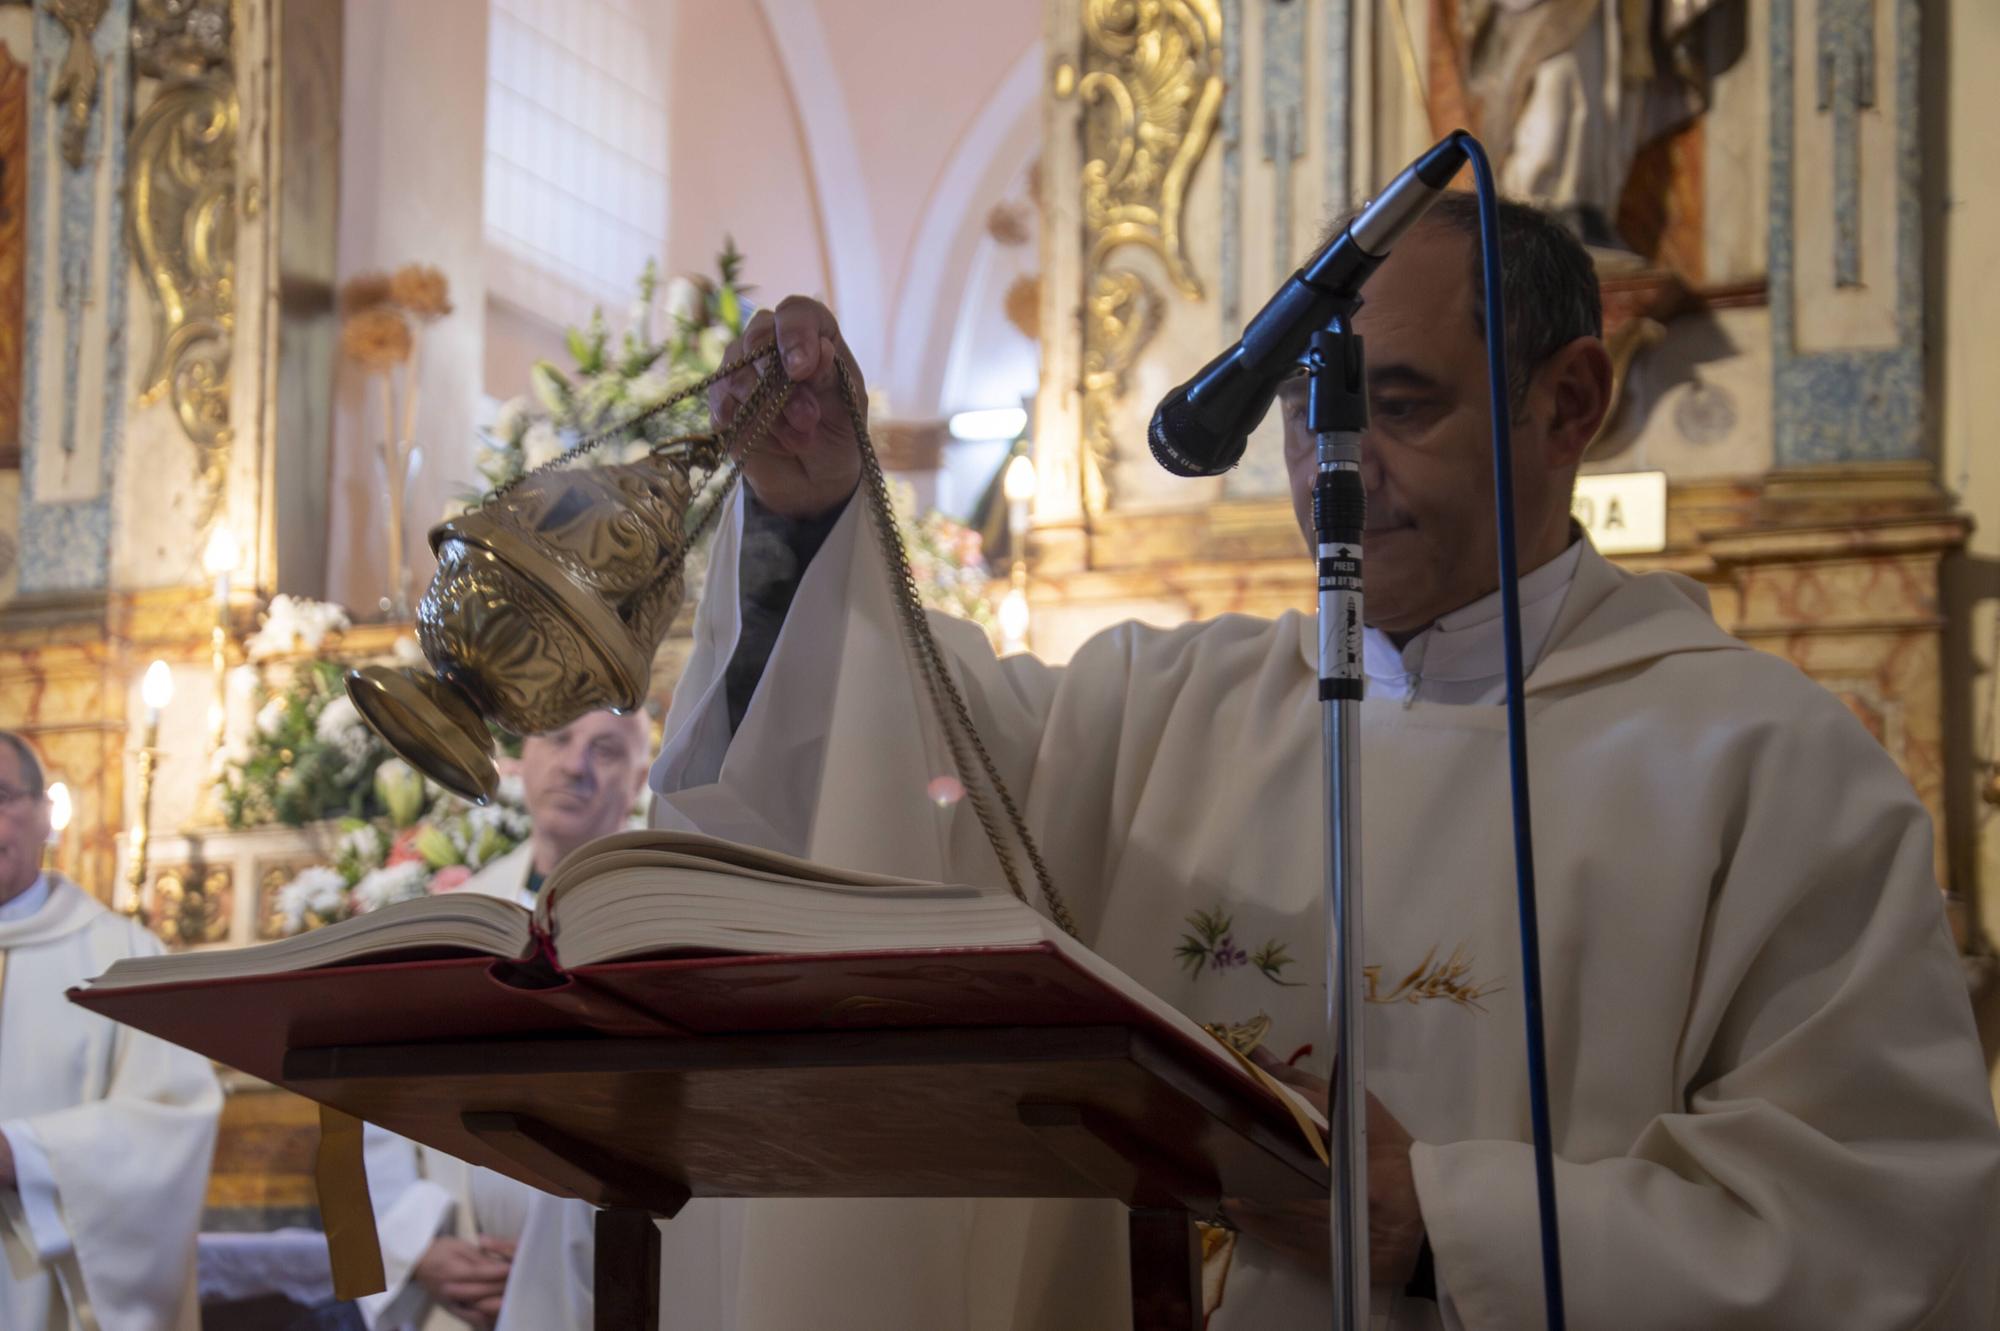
[142,660,175,713]
[998,587,1031,650]
[1003,453,1038,504]
[202,525,241,577]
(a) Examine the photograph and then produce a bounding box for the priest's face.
[519,710,651,859]
[1281,223,1597,637]
[0,740,50,902]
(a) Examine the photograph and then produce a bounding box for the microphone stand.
[1307,325,1371,1329]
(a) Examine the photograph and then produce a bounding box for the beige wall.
[328,0,488,613]
[661,2,827,316]
[1933,0,2000,1083]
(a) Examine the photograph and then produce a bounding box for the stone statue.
[1448,0,1733,249]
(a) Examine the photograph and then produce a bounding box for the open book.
[80,830,1324,1134]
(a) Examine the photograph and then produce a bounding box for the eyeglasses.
[0,785,44,811]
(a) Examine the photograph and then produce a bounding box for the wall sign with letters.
[1572,471,1667,555]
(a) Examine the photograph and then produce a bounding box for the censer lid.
[345,665,500,805]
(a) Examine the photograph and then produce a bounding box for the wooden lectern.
[284,1025,1329,1331]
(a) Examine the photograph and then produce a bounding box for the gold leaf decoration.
[1080,269,1160,516]
[47,0,107,171]
[149,865,233,947]
[1076,0,1223,513]
[128,0,237,519]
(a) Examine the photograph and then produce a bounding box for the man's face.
[0,743,49,902]
[518,711,650,855]
[1282,225,1577,636]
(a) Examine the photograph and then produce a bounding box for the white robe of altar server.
[0,874,220,1330]
[362,843,544,1331]
[498,492,2000,1330]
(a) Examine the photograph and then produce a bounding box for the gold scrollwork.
[128,0,236,517]
[1076,0,1223,514]
[1080,270,1160,515]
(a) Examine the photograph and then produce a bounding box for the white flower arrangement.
[245,595,352,662]
[348,860,432,915]
[312,695,376,780]
[470,244,749,504]
[275,865,349,934]
[263,769,536,936]
[254,696,288,738]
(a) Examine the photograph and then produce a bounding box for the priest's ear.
[1531,335,1613,472]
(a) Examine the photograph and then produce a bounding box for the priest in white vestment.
[500,197,2000,1329]
[0,732,221,1330]
[363,710,651,1331]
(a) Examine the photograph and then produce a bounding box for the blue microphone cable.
[1452,129,1568,1330]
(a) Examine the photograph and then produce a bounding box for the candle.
[202,525,240,609]
[142,659,174,729]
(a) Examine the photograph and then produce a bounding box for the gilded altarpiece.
[1033,0,1971,918]
[0,43,26,472]
[0,0,340,903]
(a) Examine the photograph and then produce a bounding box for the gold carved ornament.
[45,0,107,169]
[128,0,236,518]
[148,864,232,947]
[1075,0,1223,515]
[0,0,110,171]
[345,351,1080,939]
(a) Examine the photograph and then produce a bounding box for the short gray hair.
[0,732,45,796]
[1327,192,1602,411]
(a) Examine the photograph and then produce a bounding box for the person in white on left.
[0,730,222,1330]
[360,708,652,1331]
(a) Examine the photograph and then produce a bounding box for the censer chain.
[482,343,1078,939]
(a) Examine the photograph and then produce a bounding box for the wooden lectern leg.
[594,1207,662,1331]
[1129,1208,1203,1331]
[463,1111,690,1217]
[1021,1103,1209,1330]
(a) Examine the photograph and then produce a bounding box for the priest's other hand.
[709,295,865,521]
[412,1234,512,1329]
[1219,1051,1427,1288]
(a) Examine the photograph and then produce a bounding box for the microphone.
[1147,133,1470,478]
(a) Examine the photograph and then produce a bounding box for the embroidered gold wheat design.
[1364,943,1503,1011]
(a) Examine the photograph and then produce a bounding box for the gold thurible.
[347,437,728,804]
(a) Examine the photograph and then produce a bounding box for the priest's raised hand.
[509,198,2000,1331]
[707,295,864,521]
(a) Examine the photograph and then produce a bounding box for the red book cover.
[70,943,1225,1084]
[576,943,1178,1039]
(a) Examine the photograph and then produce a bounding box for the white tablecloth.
[197,1229,337,1308]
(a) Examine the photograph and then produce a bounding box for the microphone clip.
[1305,327,1368,437]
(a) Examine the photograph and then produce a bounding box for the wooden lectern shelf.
[283,1025,1328,1331]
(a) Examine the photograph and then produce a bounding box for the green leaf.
[413,825,461,869]
[530,362,574,414]
[1174,938,1209,974]
[620,341,668,379]
[1183,907,1231,947]
[1252,940,1304,986]
[565,325,591,371]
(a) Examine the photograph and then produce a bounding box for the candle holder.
[127,660,174,918]
[198,526,240,825]
[998,452,1037,653]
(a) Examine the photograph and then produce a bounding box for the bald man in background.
[363,709,652,1331]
